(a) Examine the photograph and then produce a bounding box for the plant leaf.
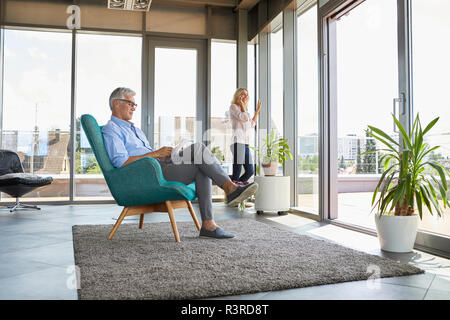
[366,126,399,147]
[392,114,412,150]
[415,190,423,220]
[419,184,433,216]
[422,117,439,135]
[427,161,448,191]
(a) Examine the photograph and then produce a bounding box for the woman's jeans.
[230,143,254,182]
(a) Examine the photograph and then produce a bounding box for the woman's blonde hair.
[231,88,249,110]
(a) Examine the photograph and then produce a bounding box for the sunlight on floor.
[265,213,317,228]
[307,224,379,252]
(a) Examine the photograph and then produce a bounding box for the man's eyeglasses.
[116,98,138,108]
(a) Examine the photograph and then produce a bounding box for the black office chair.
[0,150,53,212]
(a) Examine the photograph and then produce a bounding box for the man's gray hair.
[109,87,136,110]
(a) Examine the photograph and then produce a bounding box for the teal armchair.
[80,114,200,242]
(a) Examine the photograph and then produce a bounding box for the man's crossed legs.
[158,142,258,238]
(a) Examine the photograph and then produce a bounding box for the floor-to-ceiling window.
[334,0,399,228]
[75,33,141,200]
[297,3,319,214]
[270,14,284,176]
[210,40,236,198]
[320,0,450,255]
[1,29,72,202]
[153,47,196,151]
[411,0,450,237]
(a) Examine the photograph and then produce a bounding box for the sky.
[336,0,450,136]
[297,5,319,137]
[335,0,450,158]
[3,31,142,131]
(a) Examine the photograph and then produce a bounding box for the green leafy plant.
[363,113,450,219]
[211,146,225,165]
[252,129,293,166]
[238,200,246,212]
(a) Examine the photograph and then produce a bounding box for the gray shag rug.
[72,218,423,300]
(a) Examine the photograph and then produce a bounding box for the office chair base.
[7,198,41,213]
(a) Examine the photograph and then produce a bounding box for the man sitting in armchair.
[102,87,258,239]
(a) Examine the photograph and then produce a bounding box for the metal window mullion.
[318,15,328,222]
[0,1,3,161]
[69,29,77,202]
[141,12,149,140]
[0,0,4,156]
[318,12,338,221]
[257,31,270,173]
[283,5,298,206]
[327,18,338,221]
[0,27,4,202]
[197,40,207,145]
[397,0,413,138]
[205,6,212,145]
[0,27,4,153]
[147,36,155,146]
[237,9,248,89]
[205,38,212,146]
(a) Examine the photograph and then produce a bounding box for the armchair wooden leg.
[139,214,145,229]
[108,207,129,240]
[186,201,201,231]
[166,201,181,242]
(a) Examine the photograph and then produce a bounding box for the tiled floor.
[0,203,449,300]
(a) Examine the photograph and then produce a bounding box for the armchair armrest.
[105,157,195,207]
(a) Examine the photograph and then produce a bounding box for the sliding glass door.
[321,0,450,255]
[334,0,399,229]
[297,3,320,215]
[411,0,450,238]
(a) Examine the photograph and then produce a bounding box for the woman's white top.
[229,104,256,145]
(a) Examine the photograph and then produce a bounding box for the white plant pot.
[374,213,418,253]
[262,162,278,176]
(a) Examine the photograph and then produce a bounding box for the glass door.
[146,37,206,149]
[327,0,402,229]
[321,0,450,255]
[296,3,320,215]
[411,0,450,238]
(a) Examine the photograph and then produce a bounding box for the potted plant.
[364,113,450,253]
[252,129,293,176]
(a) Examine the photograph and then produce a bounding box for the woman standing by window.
[229,88,262,185]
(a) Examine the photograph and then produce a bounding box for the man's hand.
[156,146,173,158]
[121,146,173,167]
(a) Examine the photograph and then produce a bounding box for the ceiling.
[31,0,261,10]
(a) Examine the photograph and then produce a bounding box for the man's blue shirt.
[102,116,153,168]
